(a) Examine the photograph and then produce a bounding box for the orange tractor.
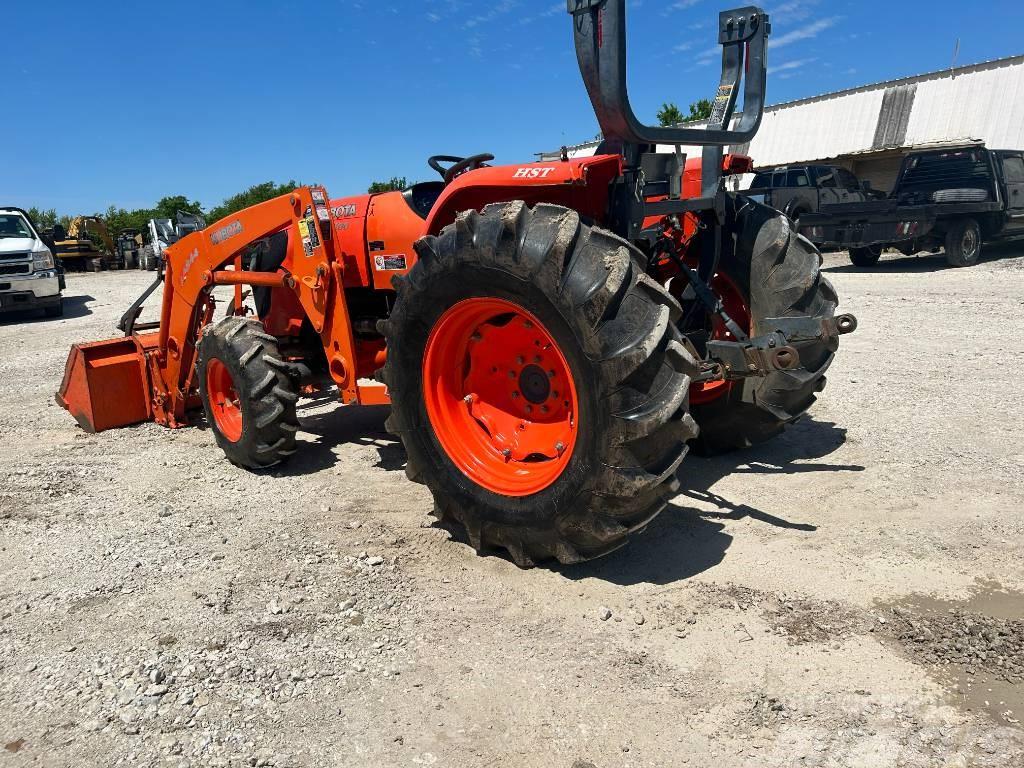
[58,2,856,566]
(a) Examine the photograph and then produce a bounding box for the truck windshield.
[0,214,33,239]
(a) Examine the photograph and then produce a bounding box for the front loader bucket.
[56,334,156,433]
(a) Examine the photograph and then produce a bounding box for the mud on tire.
[197,316,300,469]
[380,202,699,567]
[692,195,839,454]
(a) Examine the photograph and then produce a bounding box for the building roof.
[542,54,1024,167]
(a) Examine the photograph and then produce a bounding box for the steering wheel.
[428,154,495,184]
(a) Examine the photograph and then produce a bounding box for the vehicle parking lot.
[2,245,1023,767]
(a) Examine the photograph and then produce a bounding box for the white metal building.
[542,54,1024,194]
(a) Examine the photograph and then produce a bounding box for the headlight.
[32,249,54,271]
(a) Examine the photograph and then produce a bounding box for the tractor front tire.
[197,316,300,469]
[692,196,839,454]
[380,202,699,567]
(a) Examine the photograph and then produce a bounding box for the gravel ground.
[2,245,1024,767]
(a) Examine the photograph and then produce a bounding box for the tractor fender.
[423,155,621,235]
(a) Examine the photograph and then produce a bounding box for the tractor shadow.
[562,417,865,586]
[281,402,403,476]
[264,399,865,587]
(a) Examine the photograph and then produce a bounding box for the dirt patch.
[877,582,1024,726]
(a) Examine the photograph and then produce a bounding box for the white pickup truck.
[0,207,64,317]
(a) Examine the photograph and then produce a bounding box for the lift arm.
[148,186,360,426]
[58,186,362,433]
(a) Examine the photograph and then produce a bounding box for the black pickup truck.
[800,146,1024,267]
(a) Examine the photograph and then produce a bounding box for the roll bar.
[567,2,770,150]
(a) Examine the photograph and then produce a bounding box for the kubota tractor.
[57,3,856,566]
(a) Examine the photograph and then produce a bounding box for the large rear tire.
[197,316,300,469]
[691,196,839,454]
[380,202,699,567]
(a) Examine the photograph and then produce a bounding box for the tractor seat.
[402,181,445,220]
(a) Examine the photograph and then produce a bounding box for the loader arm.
[58,186,361,432]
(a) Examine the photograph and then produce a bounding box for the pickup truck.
[742,164,881,224]
[800,146,1024,267]
[0,207,64,318]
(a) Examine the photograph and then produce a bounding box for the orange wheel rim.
[422,298,579,497]
[690,272,751,406]
[206,358,243,442]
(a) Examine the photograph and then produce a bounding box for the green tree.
[154,195,205,220]
[657,99,714,127]
[656,102,685,127]
[207,181,298,223]
[367,177,408,194]
[25,207,60,230]
[687,98,713,121]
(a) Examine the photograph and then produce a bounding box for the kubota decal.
[180,248,199,286]
[332,204,358,218]
[210,220,243,245]
[513,167,556,179]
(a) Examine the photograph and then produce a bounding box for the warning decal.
[374,254,407,271]
[709,84,734,127]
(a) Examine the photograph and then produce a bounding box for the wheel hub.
[422,298,579,497]
[518,364,551,404]
[963,229,978,257]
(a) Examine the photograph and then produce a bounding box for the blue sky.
[4,0,1022,214]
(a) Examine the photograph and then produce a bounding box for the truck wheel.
[691,195,839,454]
[945,218,981,267]
[197,316,299,469]
[380,202,699,567]
[849,244,883,267]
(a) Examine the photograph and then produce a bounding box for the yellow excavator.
[52,216,118,270]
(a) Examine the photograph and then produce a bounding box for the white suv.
[0,207,64,318]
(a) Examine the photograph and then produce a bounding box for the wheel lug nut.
[534,355,542,363]
[525,405,533,413]
[541,405,549,414]
[555,442,565,453]
[464,394,473,404]
[516,356,525,365]
[547,370,555,378]
[502,449,512,459]
[512,391,520,399]
[508,371,516,379]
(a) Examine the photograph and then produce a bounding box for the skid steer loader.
[57,2,856,566]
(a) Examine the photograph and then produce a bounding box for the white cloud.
[465,0,517,29]
[769,57,817,74]
[770,17,839,48]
